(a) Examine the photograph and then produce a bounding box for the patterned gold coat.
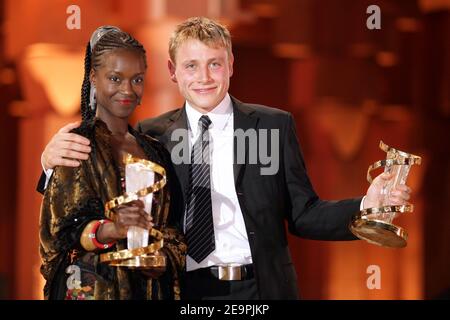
[39,119,186,300]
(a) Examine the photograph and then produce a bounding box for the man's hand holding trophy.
[351,141,422,248]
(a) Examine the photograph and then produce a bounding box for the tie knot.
[199,115,212,132]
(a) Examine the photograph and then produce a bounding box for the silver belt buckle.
[217,264,243,281]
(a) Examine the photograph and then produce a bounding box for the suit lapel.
[161,107,190,198]
[232,96,258,186]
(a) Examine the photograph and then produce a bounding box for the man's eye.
[186,64,195,69]
[133,77,144,84]
[210,62,221,68]
[110,76,120,82]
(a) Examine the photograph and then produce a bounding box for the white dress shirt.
[184,93,253,271]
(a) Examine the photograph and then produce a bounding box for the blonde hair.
[169,17,232,62]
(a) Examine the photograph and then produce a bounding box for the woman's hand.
[97,200,153,243]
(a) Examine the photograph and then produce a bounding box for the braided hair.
[80,28,147,122]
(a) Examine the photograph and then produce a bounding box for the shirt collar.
[185,93,233,136]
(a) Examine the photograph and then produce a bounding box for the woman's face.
[91,49,146,119]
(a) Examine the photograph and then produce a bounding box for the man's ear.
[168,59,177,83]
[228,52,234,78]
[89,69,96,86]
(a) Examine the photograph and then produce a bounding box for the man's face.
[169,39,233,113]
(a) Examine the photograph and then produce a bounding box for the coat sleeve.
[282,113,361,240]
[39,157,105,289]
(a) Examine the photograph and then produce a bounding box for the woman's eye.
[133,77,144,84]
[109,76,120,82]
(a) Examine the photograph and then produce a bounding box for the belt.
[190,264,254,281]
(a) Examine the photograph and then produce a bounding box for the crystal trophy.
[100,153,167,268]
[350,141,421,248]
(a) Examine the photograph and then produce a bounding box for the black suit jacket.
[136,96,361,299]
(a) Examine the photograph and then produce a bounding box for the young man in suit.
[37,17,411,299]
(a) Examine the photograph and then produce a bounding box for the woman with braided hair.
[39,26,186,300]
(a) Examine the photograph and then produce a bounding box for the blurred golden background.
[0,0,449,299]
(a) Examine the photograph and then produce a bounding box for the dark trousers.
[182,267,259,300]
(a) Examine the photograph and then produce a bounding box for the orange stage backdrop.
[0,0,448,300]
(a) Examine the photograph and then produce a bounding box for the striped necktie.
[185,115,215,263]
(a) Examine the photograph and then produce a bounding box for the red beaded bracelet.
[89,219,116,250]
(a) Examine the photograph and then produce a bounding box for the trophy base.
[350,218,408,248]
[107,254,166,269]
